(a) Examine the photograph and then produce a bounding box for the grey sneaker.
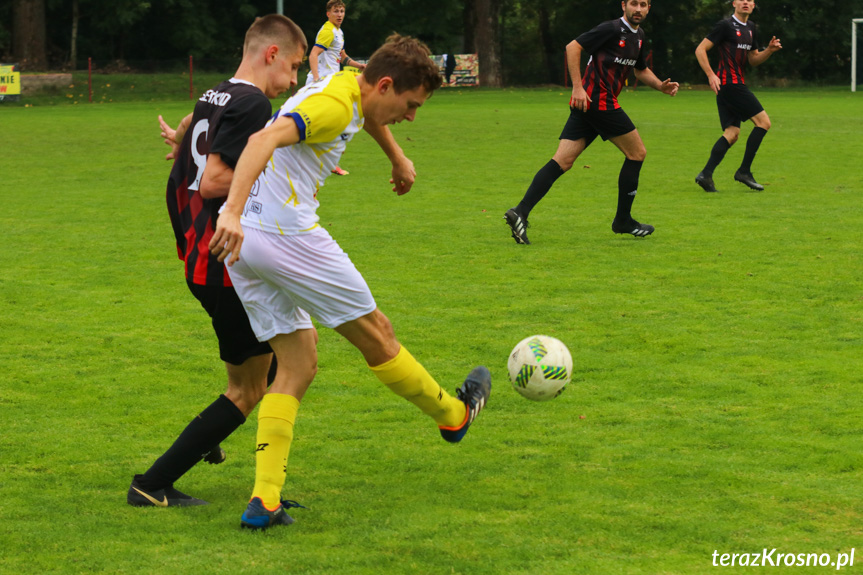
[695,171,718,192]
[734,170,764,191]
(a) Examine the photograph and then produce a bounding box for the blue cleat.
[439,366,491,443]
[240,497,306,531]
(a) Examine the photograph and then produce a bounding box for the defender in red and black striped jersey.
[166,79,272,287]
[128,15,308,510]
[504,0,678,244]
[694,0,782,192]
[577,17,647,112]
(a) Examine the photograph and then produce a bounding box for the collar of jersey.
[732,14,747,26]
[619,16,637,34]
[228,78,256,87]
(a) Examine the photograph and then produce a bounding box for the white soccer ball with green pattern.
[507,335,572,401]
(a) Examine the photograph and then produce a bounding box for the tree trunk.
[475,0,501,87]
[70,0,79,70]
[462,0,476,54]
[12,0,47,71]
[538,3,557,84]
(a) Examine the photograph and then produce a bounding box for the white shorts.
[228,226,377,341]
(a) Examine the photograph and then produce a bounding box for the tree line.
[2,0,859,85]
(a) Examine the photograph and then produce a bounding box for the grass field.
[1,85,862,574]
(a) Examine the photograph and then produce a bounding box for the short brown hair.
[363,34,443,94]
[326,0,345,11]
[243,14,307,56]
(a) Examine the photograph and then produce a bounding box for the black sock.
[615,159,643,222]
[515,159,565,218]
[739,127,767,174]
[703,136,731,176]
[135,394,246,491]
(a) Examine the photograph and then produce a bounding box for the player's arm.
[363,121,415,195]
[633,67,679,96]
[198,154,233,199]
[209,117,302,266]
[695,38,721,95]
[748,36,782,67]
[309,46,324,82]
[341,50,366,71]
[566,40,590,111]
[158,113,192,161]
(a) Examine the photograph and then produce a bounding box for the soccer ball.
[507,335,573,401]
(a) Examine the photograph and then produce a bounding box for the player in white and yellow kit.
[306,0,365,176]
[210,35,492,531]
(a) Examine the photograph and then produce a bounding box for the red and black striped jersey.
[166,79,272,286]
[706,16,758,85]
[576,18,648,111]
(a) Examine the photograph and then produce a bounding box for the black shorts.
[187,280,272,366]
[559,107,636,145]
[716,83,764,129]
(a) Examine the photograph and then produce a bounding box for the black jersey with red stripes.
[166,79,272,287]
[576,17,647,111]
[706,16,758,85]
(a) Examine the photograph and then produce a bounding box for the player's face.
[370,81,429,126]
[622,0,650,27]
[733,0,755,17]
[327,6,345,27]
[268,45,306,98]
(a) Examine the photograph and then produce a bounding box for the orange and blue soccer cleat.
[240,497,307,531]
[439,366,491,443]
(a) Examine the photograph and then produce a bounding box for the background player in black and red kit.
[504,0,678,245]
[127,15,308,508]
[694,0,782,192]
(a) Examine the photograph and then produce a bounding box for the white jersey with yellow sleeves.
[305,21,344,85]
[241,72,364,236]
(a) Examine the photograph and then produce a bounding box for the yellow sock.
[370,346,466,428]
[251,393,300,509]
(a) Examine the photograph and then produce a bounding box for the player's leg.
[505,109,595,245]
[335,309,490,443]
[609,126,653,237]
[735,110,770,190]
[241,328,317,530]
[696,91,740,192]
[128,285,272,508]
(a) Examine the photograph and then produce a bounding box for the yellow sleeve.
[315,22,335,49]
[291,91,352,144]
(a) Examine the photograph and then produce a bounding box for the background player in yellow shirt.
[209,34,492,531]
[307,0,365,176]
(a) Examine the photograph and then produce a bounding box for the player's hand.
[158,114,180,161]
[708,74,721,95]
[390,156,416,195]
[569,87,591,112]
[768,36,782,52]
[660,78,680,97]
[209,212,244,266]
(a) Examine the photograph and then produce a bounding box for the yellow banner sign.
[1,63,21,101]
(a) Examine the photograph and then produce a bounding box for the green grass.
[1,86,862,574]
